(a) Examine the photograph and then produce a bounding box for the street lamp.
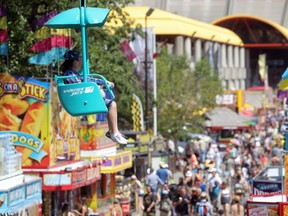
[145,8,154,131]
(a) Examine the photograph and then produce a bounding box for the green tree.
[156,49,222,140]
[1,0,140,127]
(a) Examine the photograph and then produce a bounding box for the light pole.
[145,8,154,131]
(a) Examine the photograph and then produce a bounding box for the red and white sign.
[248,206,269,216]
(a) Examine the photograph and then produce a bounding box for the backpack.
[160,199,171,212]
[197,201,207,216]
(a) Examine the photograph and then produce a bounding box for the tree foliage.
[1,0,140,128]
[156,49,223,139]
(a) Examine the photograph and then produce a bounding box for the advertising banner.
[0,73,80,168]
[247,202,279,216]
[253,181,282,195]
[80,123,114,150]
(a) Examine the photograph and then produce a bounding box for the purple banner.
[30,9,57,30]
[0,5,6,17]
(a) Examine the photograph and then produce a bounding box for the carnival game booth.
[0,74,103,214]
[0,134,42,215]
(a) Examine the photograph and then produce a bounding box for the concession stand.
[0,74,102,215]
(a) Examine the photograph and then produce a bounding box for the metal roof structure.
[213,14,288,48]
[110,6,243,46]
[205,107,250,129]
[130,0,288,28]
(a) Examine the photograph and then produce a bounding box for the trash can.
[119,198,130,216]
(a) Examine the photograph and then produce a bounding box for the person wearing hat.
[163,163,173,184]
[195,192,213,216]
[207,167,222,211]
[61,50,128,145]
[231,195,244,216]
[157,162,169,184]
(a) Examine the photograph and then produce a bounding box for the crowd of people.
[128,106,286,216]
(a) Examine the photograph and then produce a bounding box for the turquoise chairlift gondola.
[45,0,114,116]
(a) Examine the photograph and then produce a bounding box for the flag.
[28,47,69,65]
[258,53,266,82]
[119,39,136,62]
[0,16,7,29]
[30,9,58,31]
[0,29,7,42]
[0,5,7,56]
[153,39,168,59]
[131,94,144,131]
[0,5,6,17]
[33,26,71,39]
[29,34,72,52]
[0,42,7,56]
[29,9,72,65]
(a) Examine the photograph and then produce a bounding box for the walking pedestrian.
[143,186,156,216]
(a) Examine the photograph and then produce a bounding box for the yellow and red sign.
[0,73,80,168]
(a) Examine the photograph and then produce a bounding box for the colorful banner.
[0,16,7,29]
[0,74,80,168]
[0,5,7,56]
[30,9,58,31]
[0,74,50,167]
[33,26,71,39]
[0,5,6,17]
[0,42,7,56]
[28,47,69,65]
[29,35,72,52]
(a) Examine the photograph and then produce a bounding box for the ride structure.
[45,0,114,116]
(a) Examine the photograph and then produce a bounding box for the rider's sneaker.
[106,131,127,139]
[110,133,128,145]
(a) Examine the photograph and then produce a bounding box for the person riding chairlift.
[61,50,128,145]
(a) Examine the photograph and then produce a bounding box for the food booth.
[0,74,102,215]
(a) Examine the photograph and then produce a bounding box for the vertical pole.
[153,33,157,136]
[80,2,88,82]
[145,16,149,131]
